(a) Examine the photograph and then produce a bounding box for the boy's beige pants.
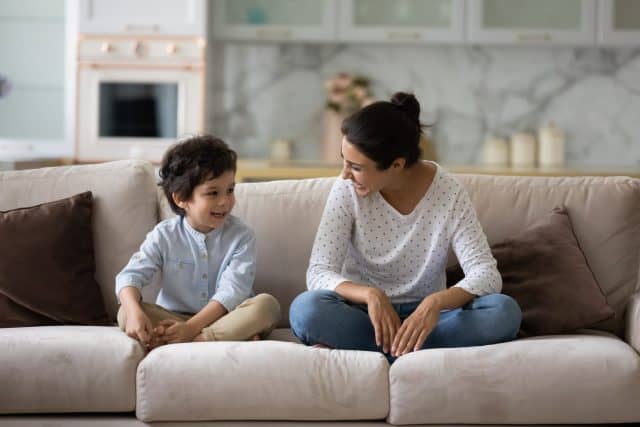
[117,293,281,341]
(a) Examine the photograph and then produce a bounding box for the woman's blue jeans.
[289,290,522,361]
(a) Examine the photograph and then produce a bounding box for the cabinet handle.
[516,32,552,42]
[166,43,178,54]
[255,28,292,39]
[386,31,422,41]
[100,42,113,53]
[124,24,160,32]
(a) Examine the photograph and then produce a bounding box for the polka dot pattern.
[306,164,502,303]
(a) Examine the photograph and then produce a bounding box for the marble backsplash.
[206,43,640,167]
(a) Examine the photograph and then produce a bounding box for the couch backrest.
[223,174,639,335]
[456,173,640,337]
[0,160,158,320]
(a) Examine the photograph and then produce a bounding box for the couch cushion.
[0,326,144,413]
[0,191,111,327]
[455,174,640,337]
[447,207,615,336]
[388,331,640,425]
[136,341,389,422]
[0,160,158,319]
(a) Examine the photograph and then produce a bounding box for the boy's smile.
[173,170,236,234]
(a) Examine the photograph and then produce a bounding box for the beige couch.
[1,160,639,426]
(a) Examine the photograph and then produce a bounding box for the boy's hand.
[157,319,199,344]
[125,309,154,349]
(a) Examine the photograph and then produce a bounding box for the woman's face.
[340,137,396,197]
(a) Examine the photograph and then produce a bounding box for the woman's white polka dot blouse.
[306,162,502,303]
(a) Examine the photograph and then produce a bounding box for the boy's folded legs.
[201,293,281,341]
[118,294,281,344]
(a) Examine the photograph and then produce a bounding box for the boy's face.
[173,170,236,234]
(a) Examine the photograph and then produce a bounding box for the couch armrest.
[626,291,640,353]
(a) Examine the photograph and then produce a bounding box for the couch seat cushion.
[136,341,389,422]
[0,326,144,413]
[388,331,640,425]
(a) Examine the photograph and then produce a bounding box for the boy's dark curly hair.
[159,135,237,216]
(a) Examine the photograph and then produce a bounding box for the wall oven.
[76,36,205,163]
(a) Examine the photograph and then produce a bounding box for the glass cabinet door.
[598,0,640,45]
[339,0,464,43]
[211,0,337,41]
[0,0,66,156]
[467,0,596,44]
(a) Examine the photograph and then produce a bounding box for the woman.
[290,92,521,360]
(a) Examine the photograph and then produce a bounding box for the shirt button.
[200,291,207,299]
[201,253,207,259]
[202,273,207,280]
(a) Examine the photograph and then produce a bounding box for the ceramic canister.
[482,136,509,166]
[538,122,565,167]
[510,132,536,167]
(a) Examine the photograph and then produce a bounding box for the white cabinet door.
[0,0,66,152]
[339,0,464,43]
[598,0,640,45]
[211,0,337,42]
[467,0,596,45]
[77,0,206,36]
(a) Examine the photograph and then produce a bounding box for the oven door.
[76,64,203,163]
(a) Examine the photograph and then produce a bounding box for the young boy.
[115,135,280,349]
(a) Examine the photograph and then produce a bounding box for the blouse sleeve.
[449,187,502,296]
[306,179,354,291]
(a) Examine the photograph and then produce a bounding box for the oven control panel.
[78,37,206,64]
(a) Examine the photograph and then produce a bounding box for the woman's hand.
[157,319,199,344]
[366,288,401,354]
[392,298,440,357]
[124,308,154,349]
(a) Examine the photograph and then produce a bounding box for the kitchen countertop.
[236,159,640,182]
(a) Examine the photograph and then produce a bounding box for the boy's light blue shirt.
[115,215,256,314]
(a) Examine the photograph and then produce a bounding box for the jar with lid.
[482,136,509,166]
[538,122,565,167]
[510,132,536,168]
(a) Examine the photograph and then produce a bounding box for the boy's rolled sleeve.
[115,230,163,300]
[212,231,256,312]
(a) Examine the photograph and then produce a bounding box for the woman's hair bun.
[390,92,420,124]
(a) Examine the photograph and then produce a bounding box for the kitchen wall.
[206,43,640,166]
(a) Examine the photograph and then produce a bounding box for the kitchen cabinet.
[77,0,206,36]
[598,0,640,44]
[339,0,465,43]
[210,0,338,42]
[467,0,597,45]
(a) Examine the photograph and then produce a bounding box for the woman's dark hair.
[159,134,237,216]
[341,92,426,170]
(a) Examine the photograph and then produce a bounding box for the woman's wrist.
[421,294,443,312]
[365,287,385,305]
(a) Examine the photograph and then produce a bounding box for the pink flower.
[324,72,373,114]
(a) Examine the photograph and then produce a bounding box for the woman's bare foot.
[192,333,206,342]
[250,334,261,341]
[312,343,331,349]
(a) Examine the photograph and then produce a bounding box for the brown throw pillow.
[447,207,614,337]
[0,191,111,327]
